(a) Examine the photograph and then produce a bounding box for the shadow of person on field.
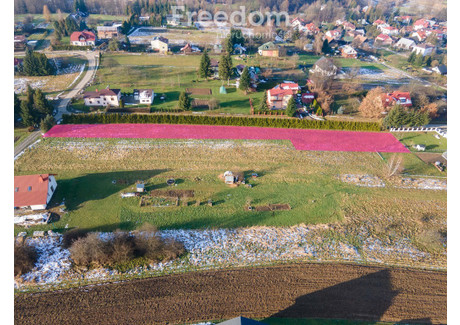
[269,269,399,322]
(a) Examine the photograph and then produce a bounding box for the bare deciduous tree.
[385,154,403,178]
[358,87,387,118]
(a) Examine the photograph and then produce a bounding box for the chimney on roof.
[38,175,44,183]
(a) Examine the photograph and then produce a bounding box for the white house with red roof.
[339,45,357,58]
[83,87,122,107]
[373,19,386,26]
[413,19,435,31]
[383,91,412,107]
[325,29,342,42]
[267,83,300,110]
[375,34,394,46]
[14,174,57,210]
[395,16,412,24]
[291,17,306,30]
[343,22,356,31]
[303,22,320,35]
[70,30,96,46]
[380,26,399,36]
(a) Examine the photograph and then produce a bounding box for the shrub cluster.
[51,45,92,51]
[68,229,185,269]
[14,243,38,276]
[62,113,382,131]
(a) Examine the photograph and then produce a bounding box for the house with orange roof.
[14,174,57,210]
[70,30,96,46]
[267,83,300,110]
[383,91,412,107]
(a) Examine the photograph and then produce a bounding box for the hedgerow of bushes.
[62,113,382,131]
[66,228,185,270]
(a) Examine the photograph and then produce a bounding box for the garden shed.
[224,171,236,184]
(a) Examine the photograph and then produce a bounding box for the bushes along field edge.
[62,113,382,132]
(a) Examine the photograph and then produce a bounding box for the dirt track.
[14,263,446,325]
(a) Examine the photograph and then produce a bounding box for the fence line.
[390,127,447,138]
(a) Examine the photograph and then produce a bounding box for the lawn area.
[14,127,31,148]
[393,132,447,153]
[14,138,446,237]
[89,53,272,114]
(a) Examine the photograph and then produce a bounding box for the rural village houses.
[83,88,121,107]
[267,83,300,110]
[70,30,96,46]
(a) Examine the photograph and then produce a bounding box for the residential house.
[233,43,246,55]
[309,56,339,76]
[380,26,399,36]
[267,83,300,110]
[258,42,283,57]
[303,22,320,35]
[151,36,169,53]
[301,92,315,105]
[180,43,201,54]
[70,30,96,46]
[325,29,342,42]
[377,23,390,31]
[383,91,412,107]
[210,58,219,77]
[14,174,57,210]
[166,15,181,26]
[139,16,150,22]
[411,30,427,42]
[413,19,434,30]
[353,35,368,47]
[412,43,435,56]
[395,16,412,24]
[97,23,122,39]
[219,316,266,325]
[291,17,306,30]
[14,35,27,51]
[133,89,154,104]
[83,88,121,107]
[212,44,222,54]
[343,22,356,31]
[394,37,416,50]
[375,34,394,46]
[339,45,357,58]
[373,19,386,26]
[432,64,447,75]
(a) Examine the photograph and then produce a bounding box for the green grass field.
[393,132,447,153]
[14,128,31,148]
[14,138,446,240]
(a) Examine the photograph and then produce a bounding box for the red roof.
[269,88,295,97]
[376,34,391,41]
[276,83,300,90]
[14,174,53,207]
[383,91,412,107]
[70,30,96,42]
[301,93,315,104]
[414,19,429,28]
[373,19,385,25]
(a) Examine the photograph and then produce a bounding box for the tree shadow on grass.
[50,169,170,213]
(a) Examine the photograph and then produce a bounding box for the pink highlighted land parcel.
[44,124,409,153]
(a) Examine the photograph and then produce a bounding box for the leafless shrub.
[110,231,135,264]
[69,233,111,267]
[385,154,403,178]
[62,228,89,248]
[14,242,37,276]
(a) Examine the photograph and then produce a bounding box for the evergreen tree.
[218,53,232,81]
[414,54,424,67]
[14,93,21,122]
[424,55,432,67]
[178,91,191,111]
[199,50,211,79]
[225,36,233,53]
[407,51,416,64]
[20,100,34,127]
[286,96,297,117]
[33,89,53,116]
[124,35,131,50]
[108,39,121,51]
[322,39,331,54]
[259,91,269,111]
[238,66,250,93]
[383,105,407,127]
[23,50,55,76]
[40,115,56,132]
[292,28,301,41]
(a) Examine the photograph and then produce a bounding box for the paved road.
[14,51,99,158]
[54,51,99,120]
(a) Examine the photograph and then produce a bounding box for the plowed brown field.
[15,263,446,325]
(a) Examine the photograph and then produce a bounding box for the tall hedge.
[62,113,382,132]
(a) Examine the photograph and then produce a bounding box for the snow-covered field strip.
[17,224,445,291]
